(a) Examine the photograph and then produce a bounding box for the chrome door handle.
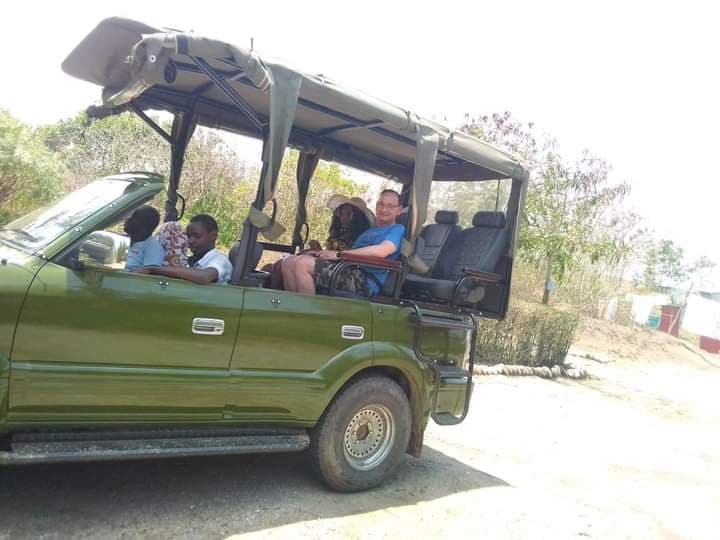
[341,325,365,340]
[192,317,225,336]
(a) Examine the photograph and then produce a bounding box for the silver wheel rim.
[343,404,395,471]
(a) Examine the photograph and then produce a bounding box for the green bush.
[475,301,579,367]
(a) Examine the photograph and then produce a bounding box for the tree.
[38,111,367,248]
[689,256,717,292]
[0,110,64,224]
[642,239,688,289]
[39,112,170,189]
[462,112,635,304]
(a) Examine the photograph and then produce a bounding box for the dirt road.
[1,352,718,539]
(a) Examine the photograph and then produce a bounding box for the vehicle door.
[227,288,374,423]
[9,259,244,424]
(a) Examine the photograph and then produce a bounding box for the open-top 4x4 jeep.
[0,18,527,491]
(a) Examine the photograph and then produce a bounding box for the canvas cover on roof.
[62,17,528,186]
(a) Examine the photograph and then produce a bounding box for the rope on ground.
[473,364,589,379]
[680,342,720,369]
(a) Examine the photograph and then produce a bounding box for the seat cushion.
[404,274,487,304]
[401,210,506,307]
[403,274,457,301]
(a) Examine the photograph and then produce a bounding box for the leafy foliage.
[642,238,688,288]
[0,110,64,224]
[39,112,169,190]
[35,112,363,248]
[462,112,640,304]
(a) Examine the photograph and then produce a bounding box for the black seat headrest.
[395,210,410,228]
[435,210,459,225]
[472,211,506,228]
[229,241,263,269]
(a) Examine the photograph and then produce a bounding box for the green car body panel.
[0,173,469,449]
[0,245,46,429]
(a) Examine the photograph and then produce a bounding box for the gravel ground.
[1,356,718,540]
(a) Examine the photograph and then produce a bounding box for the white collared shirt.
[192,248,232,284]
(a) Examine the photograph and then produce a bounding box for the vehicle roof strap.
[292,147,324,249]
[403,122,439,274]
[246,64,302,240]
[232,65,301,283]
[165,110,197,222]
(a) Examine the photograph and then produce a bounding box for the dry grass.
[572,317,713,366]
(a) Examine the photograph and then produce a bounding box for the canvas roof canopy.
[62,17,528,281]
[63,17,527,184]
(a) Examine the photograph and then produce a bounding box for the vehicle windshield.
[0,179,133,253]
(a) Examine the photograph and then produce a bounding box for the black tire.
[309,375,411,492]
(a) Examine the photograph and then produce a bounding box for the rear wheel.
[310,376,411,492]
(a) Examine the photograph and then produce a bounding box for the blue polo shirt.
[352,224,405,295]
[124,237,165,271]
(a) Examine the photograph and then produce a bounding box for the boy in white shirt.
[141,214,232,284]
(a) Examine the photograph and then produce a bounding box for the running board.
[0,427,309,465]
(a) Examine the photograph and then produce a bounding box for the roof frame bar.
[294,97,460,165]
[128,103,173,144]
[192,67,244,97]
[190,56,265,133]
[138,86,412,175]
[143,85,263,122]
[173,61,461,164]
[317,120,385,136]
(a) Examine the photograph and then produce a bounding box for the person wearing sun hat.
[265,194,374,289]
[308,194,375,252]
[282,189,405,297]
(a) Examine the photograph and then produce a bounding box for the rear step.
[0,427,309,465]
[437,365,471,379]
[404,302,478,426]
[434,366,473,426]
[407,312,475,331]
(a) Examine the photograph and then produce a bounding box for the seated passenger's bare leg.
[281,256,298,292]
[293,255,317,295]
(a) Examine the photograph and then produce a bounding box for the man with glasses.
[282,189,405,296]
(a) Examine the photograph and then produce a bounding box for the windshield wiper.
[0,227,37,242]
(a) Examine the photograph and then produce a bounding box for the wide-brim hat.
[326,194,375,226]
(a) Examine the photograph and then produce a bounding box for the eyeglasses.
[376,202,400,210]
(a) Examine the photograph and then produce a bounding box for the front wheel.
[309,375,412,492]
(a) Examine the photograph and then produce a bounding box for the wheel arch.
[321,363,428,458]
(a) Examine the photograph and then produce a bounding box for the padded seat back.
[229,241,264,271]
[437,211,508,280]
[417,211,461,276]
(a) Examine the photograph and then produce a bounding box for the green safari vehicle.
[0,18,528,491]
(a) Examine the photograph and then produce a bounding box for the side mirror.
[66,256,86,271]
[78,231,130,267]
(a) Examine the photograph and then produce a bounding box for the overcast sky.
[1,0,717,269]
